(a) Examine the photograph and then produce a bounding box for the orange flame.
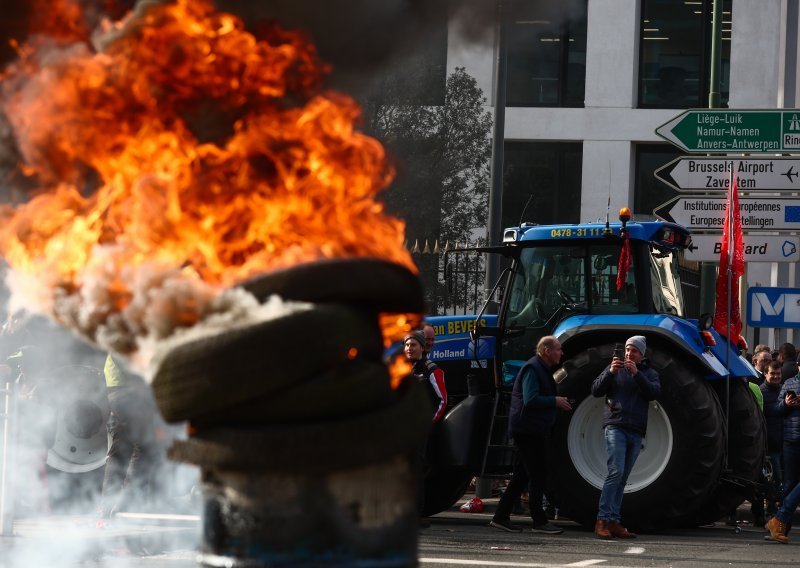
[0,0,418,363]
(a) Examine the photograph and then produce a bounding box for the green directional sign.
[656,109,800,153]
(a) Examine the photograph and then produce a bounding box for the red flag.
[616,232,631,292]
[713,170,744,342]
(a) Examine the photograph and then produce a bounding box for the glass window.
[634,144,683,217]
[502,142,583,228]
[505,242,639,328]
[650,245,685,317]
[639,0,732,108]
[506,246,586,328]
[505,1,587,107]
[590,244,638,314]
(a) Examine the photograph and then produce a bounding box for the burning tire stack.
[151,259,430,567]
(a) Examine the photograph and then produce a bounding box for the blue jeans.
[776,478,800,524]
[783,440,800,499]
[598,426,642,523]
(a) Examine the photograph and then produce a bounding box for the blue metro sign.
[747,286,800,328]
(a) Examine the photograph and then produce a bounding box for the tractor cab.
[497,219,692,380]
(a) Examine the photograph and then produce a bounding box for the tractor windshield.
[505,242,639,329]
[500,242,638,379]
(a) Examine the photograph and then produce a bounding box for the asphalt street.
[1,497,799,567]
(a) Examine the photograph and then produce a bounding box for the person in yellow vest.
[97,354,163,526]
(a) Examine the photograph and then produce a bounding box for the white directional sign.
[655,157,800,192]
[685,235,800,262]
[653,196,800,231]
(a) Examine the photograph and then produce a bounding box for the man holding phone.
[591,336,661,539]
[767,373,800,542]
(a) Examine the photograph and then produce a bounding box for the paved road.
[1,504,798,567]
[421,510,794,568]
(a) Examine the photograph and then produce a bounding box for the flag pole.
[724,160,734,471]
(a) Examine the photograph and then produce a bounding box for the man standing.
[766,377,800,543]
[489,335,572,534]
[591,336,661,539]
[759,361,783,521]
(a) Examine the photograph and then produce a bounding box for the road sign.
[684,235,800,262]
[747,286,800,328]
[655,157,800,192]
[653,196,800,230]
[655,109,800,153]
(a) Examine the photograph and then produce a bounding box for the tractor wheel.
[549,343,725,531]
[689,377,767,526]
[422,468,473,517]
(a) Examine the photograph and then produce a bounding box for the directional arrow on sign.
[653,196,800,231]
[655,109,800,153]
[655,157,800,192]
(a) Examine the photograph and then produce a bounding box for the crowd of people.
[748,342,800,543]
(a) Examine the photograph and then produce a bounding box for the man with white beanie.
[590,335,661,539]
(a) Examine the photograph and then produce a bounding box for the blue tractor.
[423,211,765,530]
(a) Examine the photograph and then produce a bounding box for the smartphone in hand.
[612,343,624,360]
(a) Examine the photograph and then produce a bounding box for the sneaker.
[532,522,563,535]
[489,519,523,532]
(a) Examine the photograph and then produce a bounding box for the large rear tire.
[549,343,725,531]
[689,377,767,525]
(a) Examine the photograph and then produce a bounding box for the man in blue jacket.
[489,335,572,534]
[591,335,661,539]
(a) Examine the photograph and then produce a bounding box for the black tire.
[169,379,432,474]
[549,343,725,531]
[689,377,767,526]
[151,304,384,422]
[239,258,425,313]
[422,468,473,517]
[193,359,396,426]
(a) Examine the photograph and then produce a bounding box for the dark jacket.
[778,376,800,442]
[761,380,784,452]
[508,355,558,437]
[781,358,799,383]
[591,360,661,435]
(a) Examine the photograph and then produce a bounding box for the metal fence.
[408,239,486,316]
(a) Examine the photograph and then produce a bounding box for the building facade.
[447,0,800,347]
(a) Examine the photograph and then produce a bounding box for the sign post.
[655,109,800,153]
[653,196,800,231]
[685,235,800,262]
[655,157,800,191]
